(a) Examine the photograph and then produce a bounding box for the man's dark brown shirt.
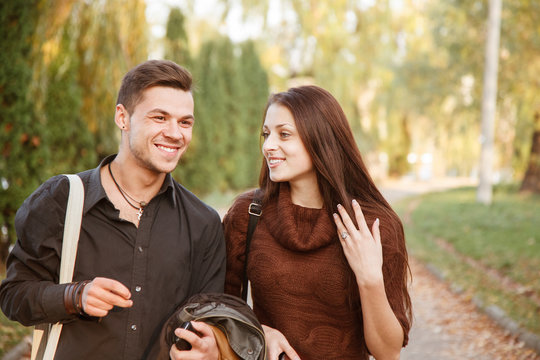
[0,156,226,359]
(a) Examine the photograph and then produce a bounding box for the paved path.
[380,178,540,360]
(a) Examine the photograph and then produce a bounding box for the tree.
[75,0,148,159]
[0,0,43,261]
[520,112,540,193]
[43,15,96,177]
[165,8,191,67]
[233,40,269,188]
[477,0,502,205]
[174,37,269,194]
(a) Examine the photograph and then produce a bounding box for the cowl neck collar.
[263,183,336,251]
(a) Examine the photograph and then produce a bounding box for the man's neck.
[109,156,166,203]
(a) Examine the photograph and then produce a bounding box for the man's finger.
[93,277,132,299]
[84,303,110,317]
[83,278,133,313]
[190,321,212,337]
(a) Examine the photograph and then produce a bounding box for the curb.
[424,262,540,356]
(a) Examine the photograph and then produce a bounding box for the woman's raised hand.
[333,199,384,287]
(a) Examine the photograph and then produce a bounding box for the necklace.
[108,163,147,220]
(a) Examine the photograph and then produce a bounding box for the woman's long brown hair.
[258,85,412,331]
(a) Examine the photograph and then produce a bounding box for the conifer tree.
[165,8,191,67]
[0,1,42,260]
[176,38,269,194]
[177,38,233,192]
[232,40,269,189]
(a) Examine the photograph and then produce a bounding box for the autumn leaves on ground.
[396,184,540,359]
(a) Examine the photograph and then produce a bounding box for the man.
[0,60,224,359]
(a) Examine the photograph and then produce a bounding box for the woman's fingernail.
[375,218,380,225]
[352,199,358,205]
[333,213,338,219]
[337,204,342,209]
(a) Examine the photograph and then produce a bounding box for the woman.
[223,85,412,360]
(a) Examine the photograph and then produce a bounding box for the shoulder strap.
[58,174,85,284]
[33,174,85,360]
[241,189,262,302]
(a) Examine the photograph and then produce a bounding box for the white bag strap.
[58,174,85,284]
[32,174,85,360]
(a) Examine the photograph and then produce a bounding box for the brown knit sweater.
[224,185,410,360]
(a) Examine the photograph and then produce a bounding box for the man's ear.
[115,104,130,130]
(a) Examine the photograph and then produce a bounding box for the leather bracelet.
[74,280,91,316]
[63,282,78,315]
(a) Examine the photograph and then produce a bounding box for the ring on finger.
[340,231,349,240]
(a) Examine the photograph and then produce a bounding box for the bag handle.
[241,189,262,302]
[32,174,85,360]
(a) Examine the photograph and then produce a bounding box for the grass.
[0,267,32,357]
[394,184,540,336]
[0,313,31,357]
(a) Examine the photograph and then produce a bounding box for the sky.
[144,0,262,43]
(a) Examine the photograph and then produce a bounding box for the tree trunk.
[520,112,540,193]
[477,0,502,205]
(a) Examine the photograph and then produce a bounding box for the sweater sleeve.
[223,191,255,298]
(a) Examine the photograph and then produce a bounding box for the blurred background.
[1,0,539,357]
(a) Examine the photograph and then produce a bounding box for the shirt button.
[135,286,142,292]
[131,325,137,331]
[137,246,143,253]
[247,349,254,355]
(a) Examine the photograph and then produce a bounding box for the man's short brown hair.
[116,60,193,114]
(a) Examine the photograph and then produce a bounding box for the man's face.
[124,86,194,174]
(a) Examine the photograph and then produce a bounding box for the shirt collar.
[83,154,176,215]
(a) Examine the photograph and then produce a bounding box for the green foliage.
[229,40,269,188]
[75,0,149,159]
[43,17,97,176]
[220,0,540,181]
[0,0,43,259]
[165,8,191,67]
[0,311,31,359]
[395,185,540,335]
[174,38,269,194]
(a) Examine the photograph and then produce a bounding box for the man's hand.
[169,321,219,360]
[81,277,133,317]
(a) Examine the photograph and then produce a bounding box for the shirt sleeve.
[191,208,227,295]
[0,175,75,326]
[222,192,253,298]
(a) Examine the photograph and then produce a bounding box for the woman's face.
[262,104,317,187]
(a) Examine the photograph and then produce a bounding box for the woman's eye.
[154,116,165,121]
[261,132,269,139]
[280,132,290,138]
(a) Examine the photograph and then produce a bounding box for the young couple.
[0,60,411,360]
